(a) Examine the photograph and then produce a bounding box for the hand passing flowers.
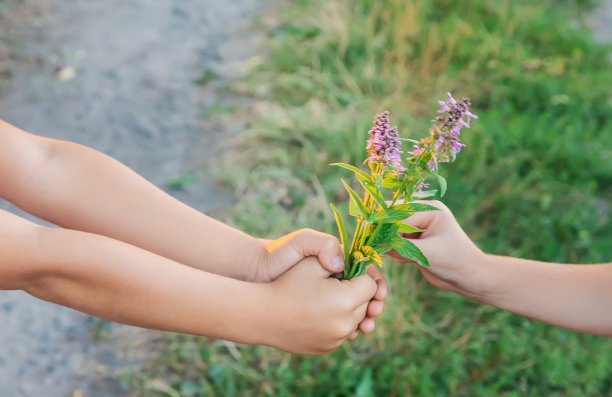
[330,93,477,279]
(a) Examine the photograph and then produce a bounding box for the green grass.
[130,0,612,395]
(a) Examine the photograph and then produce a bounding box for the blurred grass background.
[130,0,612,395]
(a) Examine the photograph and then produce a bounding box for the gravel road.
[0,0,270,395]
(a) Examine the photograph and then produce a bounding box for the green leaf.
[374,174,384,186]
[342,179,369,219]
[367,222,400,246]
[382,173,403,189]
[349,198,360,217]
[397,223,423,234]
[330,203,350,264]
[432,173,447,197]
[358,177,388,209]
[352,259,371,278]
[345,252,372,279]
[331,163,372,182]
[399,202,440,213]
[370,206,414,223]
[382,178,403,189]
[372,245,392,255]
[389,203,440,212]
[388,236,430,266]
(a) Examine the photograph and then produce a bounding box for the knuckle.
[294,228,313,240]
[324,236,341,250]
[362,276,377,296]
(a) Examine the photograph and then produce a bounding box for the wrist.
[251,238,274,282]
[451,251,500,303]
[245,282,282,347]
[462,253,508,305]
[220,235,267,282]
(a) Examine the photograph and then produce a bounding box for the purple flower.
[366,111,406,171]
[428,93,477,162]
[438,92,478,135]
[417,182,430,192]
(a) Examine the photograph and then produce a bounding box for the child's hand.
[256,229,387,334]
[255,229,345,282]
[387,201,489,300]
[260,256,377,354]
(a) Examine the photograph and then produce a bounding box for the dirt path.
[0,0,270,395]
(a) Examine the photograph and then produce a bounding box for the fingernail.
[332,256,345,271]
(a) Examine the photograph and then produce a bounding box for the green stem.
[365,222,383,247]
[389,174,410,207]
[347,163,383,277]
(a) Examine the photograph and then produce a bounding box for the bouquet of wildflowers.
[330,93,477,279]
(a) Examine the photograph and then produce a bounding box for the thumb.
[270,228,345,273]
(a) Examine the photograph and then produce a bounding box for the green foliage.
[130,0,612,395]
[194,68,218,86]
[341,179,370,219]
[165,173,198,190]
[367,223,399,246]
[330,202,350,264]
[333,156,439,278]
[388,235,430,267]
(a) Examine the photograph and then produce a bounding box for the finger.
[366,300,384,318]
[348,331,359,340]
[400,209,437,231]
[273,229,345,273]
[358,317,375,334]
[345,273,377,305]
[366,265,388,300]
[418,266,454,291]
[290,256,333,278]
[386,248,411,263]
[352,300,370,327]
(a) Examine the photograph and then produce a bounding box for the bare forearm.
[25,226,269,344]
[6,130,262,280]
[478,255,612,336]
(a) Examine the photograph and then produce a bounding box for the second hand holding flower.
[330,93,477,279]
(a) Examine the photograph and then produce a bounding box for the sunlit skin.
[0,119,388,354]
[390,200,612,336]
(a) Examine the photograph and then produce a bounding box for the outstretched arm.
[0,208,376,354]
[0,119,342,281]
[388,201,612,336]
[0,119,387,333]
